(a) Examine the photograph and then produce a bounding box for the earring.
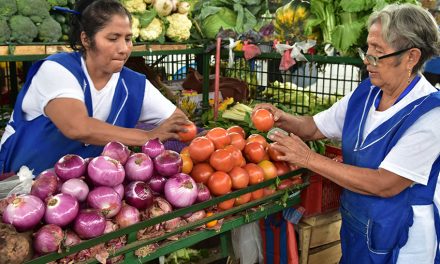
[407,68,412,84]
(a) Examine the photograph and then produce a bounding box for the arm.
[45,98,189,146]
[269,132,413,197]
[253,103,325,141]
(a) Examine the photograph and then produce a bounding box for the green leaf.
[331,20,365,52]
[339,0,376,12]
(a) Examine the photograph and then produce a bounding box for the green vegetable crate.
[25,169,306,264]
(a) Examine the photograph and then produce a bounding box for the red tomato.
[189,136,215,162]
[277,179,294,190]
[229,167,249,189]
[250,188,264,200]
[228,132,246,151]
[209,149,234,172]
[273,161,290,176]
[234,193,252,206]
[263,184,277,196]
[267,143,284,161]
[178,122,197,142]
[258,160,278,180]
[251,109,274,132]
[190,163,214,184]
[291,175,303,185]
[246,134,268,148]
[227,125,246,138]
[217,196,235,211]
[243,163,265,185]
[207,171,232,196]
[244,141,266,163]
[224,145,243,167]
[206,127,231,149]
[181,154,193,174]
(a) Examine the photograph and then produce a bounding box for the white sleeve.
[380,108,440,185]
[138,79,176,125]
[312,90,354,140]
[22,60,84,120]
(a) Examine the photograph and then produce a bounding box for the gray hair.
[368,3,440,73]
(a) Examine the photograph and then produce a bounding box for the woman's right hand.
[252,103,286,127]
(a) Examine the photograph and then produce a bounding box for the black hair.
[68,0,132,53]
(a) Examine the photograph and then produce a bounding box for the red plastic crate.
[300,145,343,217]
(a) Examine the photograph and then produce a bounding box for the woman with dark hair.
[0,0,190,174]
[255,3,440,263]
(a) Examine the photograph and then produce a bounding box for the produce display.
[0,124,304,263]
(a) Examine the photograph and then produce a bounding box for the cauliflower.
[165,13,192,42]
[122,0,146,13]
[16,0,51,24]
[0,18,11,43]
[131,16,140,41]
[9,15,38,43]
[38,17,62,42]
[139,18,163,41]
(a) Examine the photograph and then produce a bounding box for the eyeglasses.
[357,47,413,66]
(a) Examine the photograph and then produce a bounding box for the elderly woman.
[256,4,440,264]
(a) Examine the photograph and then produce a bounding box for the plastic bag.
[0,166,34,199]
[231,222,263,264]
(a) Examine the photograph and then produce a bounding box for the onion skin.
[124,153,154,182]
[31,170,59,201]
[87,186,122,218]
[196,183,211,203]
[55,154,87,182]
[102,141,131,165]
[61,178,89,202]
[87,156,125,187]
[64,230,81,247]
[142,138,165,159]
[33,224,64,254]
[154,150,182,177]
[115,204,140,228]
[44,193,79,227]
[2,194,45,232]
[124,181,154,210]
[113,184,125,200]
[164,173,198,208]
[73,209,106,239]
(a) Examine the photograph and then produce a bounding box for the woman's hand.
[147,109,191,141]
[252,103,286,127]
[268,130,314,169]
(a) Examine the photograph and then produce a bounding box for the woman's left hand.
[268,131,314,168]
[148,109,190,141]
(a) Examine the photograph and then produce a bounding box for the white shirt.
[0,58,176,147]
[314,76,440,263]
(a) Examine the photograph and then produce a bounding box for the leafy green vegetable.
[9,15,38,43]
[38,16,62,42]
[0,0,17,19]
[0,18,11,43]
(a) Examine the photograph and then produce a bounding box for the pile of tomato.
[179,124,303,211]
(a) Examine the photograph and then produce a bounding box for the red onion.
[184,210,206,223]
[124,153,154,182]
[113,184,124,200]
[55,154,87,181]
[61,178,89,202]
[196,183,211,203]
[87,156,125,187]
[34,224,64,254]
[142,138,165,159]
[45,193,79,227]
[73,209,106,239]
[164,173,198,208]
[87,186,122,218]
[115,204,140,228]
[154,150,182,177]
[148,174,167,194]
[2,194,45,231]
[64,230,81,247]
[124,181,154,210]
[102,141,130,165]
[31,170,59,201]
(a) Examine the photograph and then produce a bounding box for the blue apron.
[340,78,440,264]
[0,52,146,175]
